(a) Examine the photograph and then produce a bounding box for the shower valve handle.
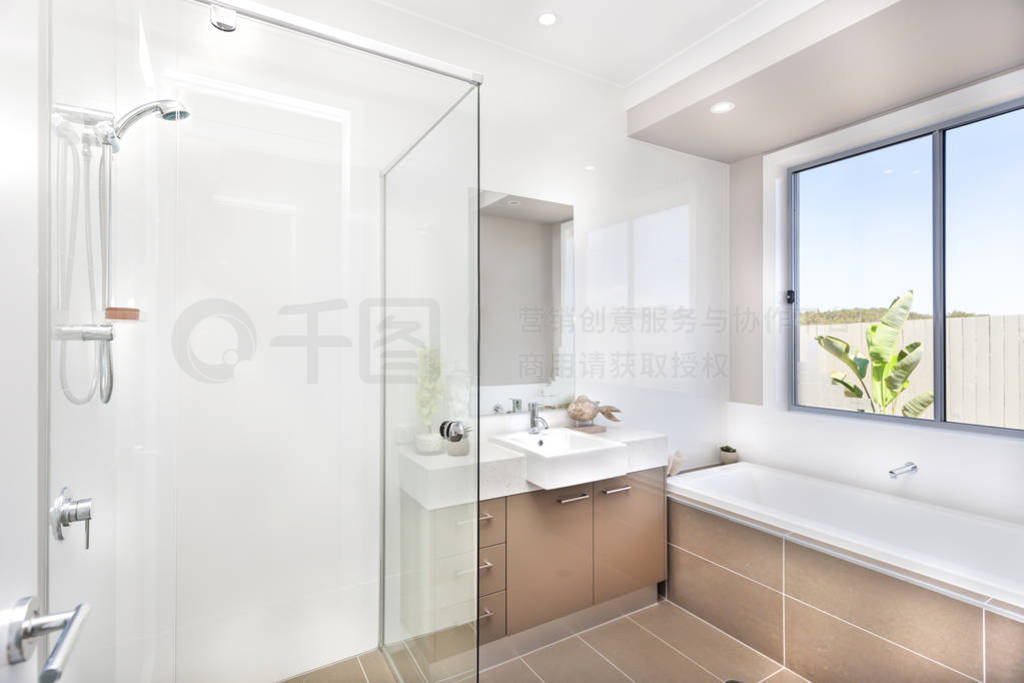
[51,487,94,550]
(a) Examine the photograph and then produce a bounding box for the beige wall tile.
[785,542,982,679]
[668,501,783,589]
[764,669,810,683]
[358,650,397,683]
[986,610,1024,683]
[630,602,780,681]
[785,598,973,683]
[524,635,629,682]
[581,618,718,683]
[667,545,783,661]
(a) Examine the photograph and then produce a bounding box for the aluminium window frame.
[788,96,1024,438]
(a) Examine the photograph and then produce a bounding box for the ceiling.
[628,0,1024,162]
[481,191,573,224]
[371,0,777,86]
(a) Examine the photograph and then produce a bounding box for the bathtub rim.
[666,463,1024,624]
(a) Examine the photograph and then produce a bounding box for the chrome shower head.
[104,100,190,151]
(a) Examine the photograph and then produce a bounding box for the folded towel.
[667,450,686,476]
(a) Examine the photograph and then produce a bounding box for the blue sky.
[798,106,1023,317]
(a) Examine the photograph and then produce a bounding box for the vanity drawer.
[478,591,506,645]
[478,543,506,597]
[479,498,506,548]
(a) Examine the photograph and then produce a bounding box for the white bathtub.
[667,462,1024,609]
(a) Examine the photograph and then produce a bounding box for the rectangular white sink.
[492,428,628,490]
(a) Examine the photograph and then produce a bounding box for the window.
[792,103,1024,432]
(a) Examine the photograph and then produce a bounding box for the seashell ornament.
[567,395,621,424]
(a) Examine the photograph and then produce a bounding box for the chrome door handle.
[478,560,494,571]
[456,560,494,577]
[6,596,90,682]
[478,609,493,619]
[438,420,472,443]
[479,512,494,522]
[557,492,590,504]
[602,486,632,495]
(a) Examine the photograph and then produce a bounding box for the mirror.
[479,191,574,415]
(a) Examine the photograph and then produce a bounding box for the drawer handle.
[557,493,590,504]
[456,560,494,577]
[457,512,494,527]
[478,608,493,620]
[602,485,632,495]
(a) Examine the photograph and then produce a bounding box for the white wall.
[0,1,44,681]
[729,68,1024,524]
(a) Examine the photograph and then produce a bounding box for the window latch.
[785,289,796,304]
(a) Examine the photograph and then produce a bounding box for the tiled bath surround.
[667,498,1024,682]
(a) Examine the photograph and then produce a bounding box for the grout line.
[626,615,721,681]
[574,635,637,683]
[787,596,982,682]
[757,666,784,683]
[669,543,783,594]
[782,538,787,667]
[660,598,778,663]
[402,641,429,683]
[356,654,370,683]
[518,657,546,682]
[982,609,987,683]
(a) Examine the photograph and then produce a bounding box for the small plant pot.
[446,438,470,457]
[415,433,444,455]
[719,449,739,465]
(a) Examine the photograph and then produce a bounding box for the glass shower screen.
[46,0,479,680]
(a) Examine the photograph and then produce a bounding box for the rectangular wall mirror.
[480,191,574,415]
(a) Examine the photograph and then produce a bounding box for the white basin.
[492,428,628,490]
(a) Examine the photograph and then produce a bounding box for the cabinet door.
[594,467,666,603]
[506,484,594,633]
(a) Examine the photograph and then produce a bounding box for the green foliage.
[814,291,934,417]
[801,308,976,325]
[416,347,443,430]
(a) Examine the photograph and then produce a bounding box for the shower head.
[104,99,190,151]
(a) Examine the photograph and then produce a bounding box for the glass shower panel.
[381,88,480,682]
[47,1,479,681]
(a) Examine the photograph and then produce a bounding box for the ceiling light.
[709,101,735,114]
[584,165,596,172]
[506,199,521,206]
[537,12,558,26]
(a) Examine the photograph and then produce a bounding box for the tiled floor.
[472,601,809,683]
[289,600,810,682]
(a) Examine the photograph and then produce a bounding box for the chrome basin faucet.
[528,402,549,435]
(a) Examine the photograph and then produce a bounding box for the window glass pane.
[796,136,934,418]
[945,107,1024,429]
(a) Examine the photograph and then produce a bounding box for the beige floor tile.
[668,501,783,589]
[785,598,973,683]
[785,541,983,679]
[986,610,1024,683]
[384,646,426,683]
[479,658,540,683]
[667,546,783,661]
[300,657,367,682]
[581,617,717,683]
[523,635,629,682]
[630,602,780,681]
[358,650,397,683]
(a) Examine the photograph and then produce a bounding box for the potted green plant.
[719,445,739,465]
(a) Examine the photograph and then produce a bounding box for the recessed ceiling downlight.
[537,12,558,26]
[710,101,735,114]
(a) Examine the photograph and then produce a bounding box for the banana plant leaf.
[815,335,869,379]
[867,291,914,369]
[885,342,923,393]
[829,372,863,398]
[901,390,934,418]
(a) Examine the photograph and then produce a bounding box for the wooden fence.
[798,316,1024,429]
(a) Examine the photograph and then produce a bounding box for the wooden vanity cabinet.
[506,483,595,634]
[594,466,667,602]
